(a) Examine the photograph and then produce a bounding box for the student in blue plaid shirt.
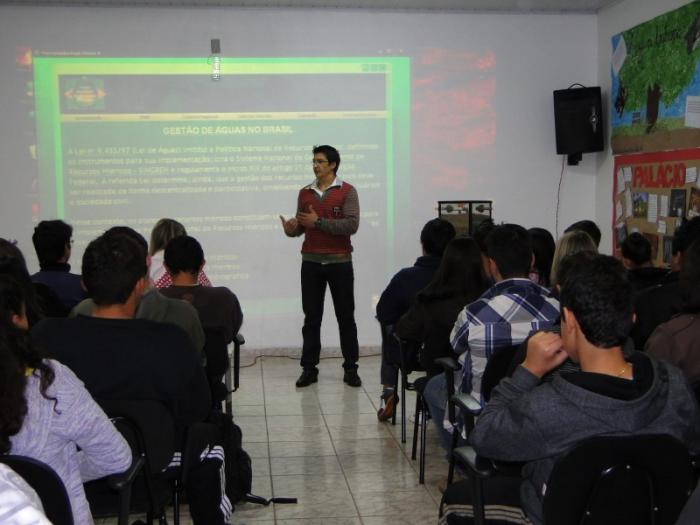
[424,224,560,452]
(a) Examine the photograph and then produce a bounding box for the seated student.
[527,227,555,288]
[31,220,87,309]
[563,219,601,248]
[440,254,700,525]
[71,226,205,355]
[375,218,456,420]
[646,239,700,386]
[620,232,669,292]
[423,224,559,452]
[0,274,131,525]
[396,237,487,377]
[160,235,242,344]
[632,216,700,349]
[0,238,67,323]
[32,232,231,525]
[149,218,212,289]
[395,237,486,447]
[549,230,597,289]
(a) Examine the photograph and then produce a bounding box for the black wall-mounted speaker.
[553,86,604,159]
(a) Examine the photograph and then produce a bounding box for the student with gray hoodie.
[439,253,700,525]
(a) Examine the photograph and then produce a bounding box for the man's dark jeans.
[301,260,359,371]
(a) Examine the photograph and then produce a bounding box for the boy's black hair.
[671,216,700,256]
[559,253,634,348]
[484,224,532,279]
[620,232,651,267]
[420,219,456,257]
[164,236,204,276]
[82,233,146,306]
[32,220,72,268]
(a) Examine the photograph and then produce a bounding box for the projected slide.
[33,57,410,319]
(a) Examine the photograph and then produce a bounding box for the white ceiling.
[0,0,622,13]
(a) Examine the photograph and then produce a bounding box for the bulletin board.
[613,148,700,266]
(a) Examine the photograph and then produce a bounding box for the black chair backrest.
[202,327,230,377]
[0,454,74,525]
[481,345,520,402]
[543,434,693,525]
[97,399,176,475]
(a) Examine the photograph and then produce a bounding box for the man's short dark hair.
[164,236,204,276]
[103,226,148,253]
[32,220,72,267]
[313,145,340,174]
[420,219,456,257]
[620,232,651,267]
[485,224,532,279]
[564,220,601,248]
[559,253,633,348]
[671,216,700,256]
[82,233,147,306]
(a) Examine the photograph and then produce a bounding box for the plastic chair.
[0,455,74,525]
[454,434,694,525]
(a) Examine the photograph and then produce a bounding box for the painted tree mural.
[618,1,700,132]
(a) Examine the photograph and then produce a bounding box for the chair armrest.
[453,446,497,478]
[435,357,458,372]
[451,393,483,416]
[107,455,145,491]
[234,333,245,346]
[453,446,524,479]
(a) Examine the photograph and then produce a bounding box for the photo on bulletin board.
[669,189,687,217]
[689,187,700,218]
[612,148,700,267]
[632,192,648,218]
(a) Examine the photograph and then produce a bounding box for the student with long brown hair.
[0,274,131,525]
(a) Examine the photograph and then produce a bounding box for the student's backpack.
[207,409,296,510]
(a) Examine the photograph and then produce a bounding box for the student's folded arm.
[53,367,132,481]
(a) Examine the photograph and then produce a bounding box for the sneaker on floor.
[295,369,318,387]
[343,368,362,387]
[377,389,398,422]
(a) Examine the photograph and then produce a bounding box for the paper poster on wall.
[612,148,700,265]
[610,1,700,154]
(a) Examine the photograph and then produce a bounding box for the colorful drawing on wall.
[611,1,700,153]
[632,191,649,217]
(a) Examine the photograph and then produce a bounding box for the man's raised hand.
[279,215,299,235]
[522,330,568,379]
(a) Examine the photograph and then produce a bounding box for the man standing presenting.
[280,145,361,388]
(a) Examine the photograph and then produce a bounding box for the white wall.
[0,5,598,349]
[595,0,692,253]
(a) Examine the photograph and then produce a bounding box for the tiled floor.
[98,354,449,524]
